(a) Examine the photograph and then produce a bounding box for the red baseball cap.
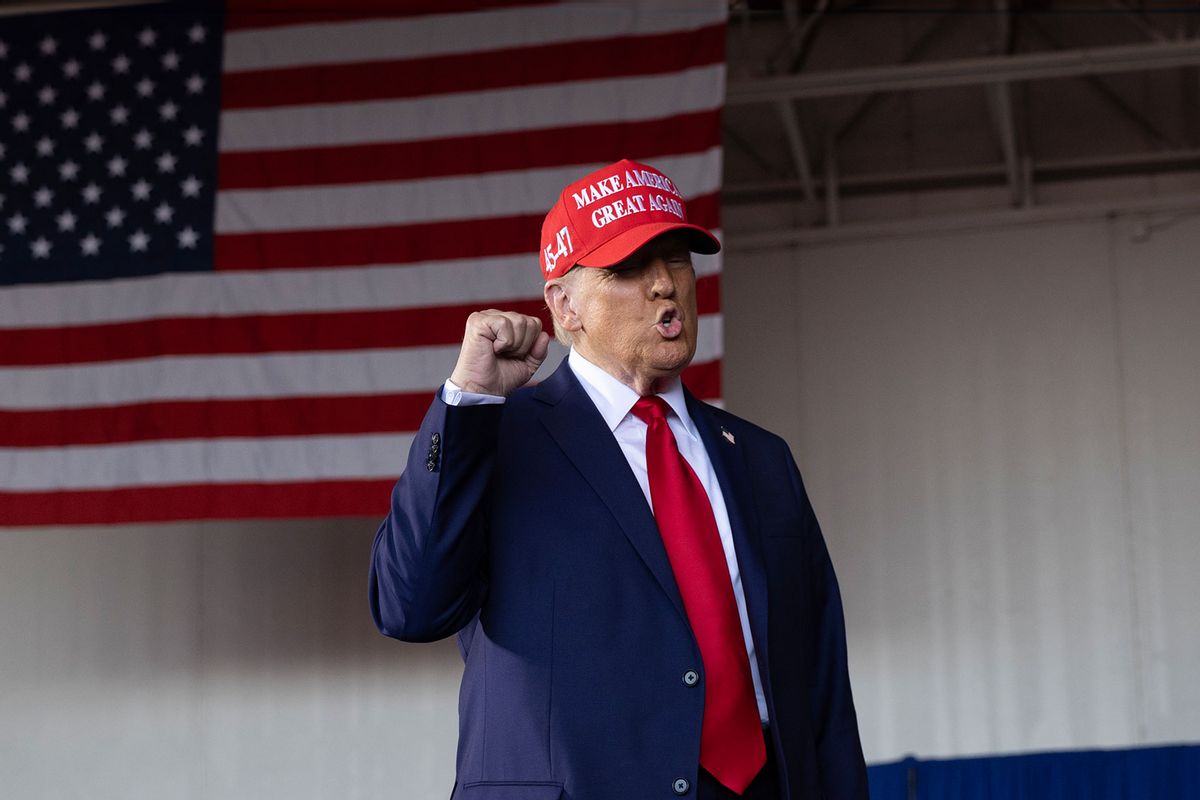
[538,159,721,281]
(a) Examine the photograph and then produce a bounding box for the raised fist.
[449,310,550,397]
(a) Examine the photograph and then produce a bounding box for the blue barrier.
[867,743,1200,800]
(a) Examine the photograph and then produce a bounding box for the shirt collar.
[567,348,699,442]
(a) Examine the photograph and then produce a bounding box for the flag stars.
[10,162,29,183]
[12,112,30,132]
[31,237,52,259]
[82,183,102,204]
[87,81,106,101]
[161,50,179,71]
[34,186,54,207]
[35,136,55,157]
[0,40,7,59]
[159,101,178,121]
[182,125,204,147]
[81,234,101,256]
[7,213,27,234]
[154,201,174,223]
[128,229,149,252]
[62,59,81,78]
[138,27,157,47]
[58,160,79,181]
[112,54,130,74]
[186,74,205,94]
[134,128,153,149]
[188,24,207,43]
[84,132,103,153]
[110,105,129,125]
[38,85,56,105]
[56,210,77,232]
[89,31,107,51]
[181,175,202,197]
[178,226,199,249]
[136,77,155,97]
[0,90,6,109]
[131,179,152,201]
[105,206,125,227]
[39,36,58,56]
[156,151,177,173]
[60,108,79,129]
[107,155,127,177]
[14,62,32,82]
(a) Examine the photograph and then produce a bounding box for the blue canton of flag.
[1,4,222,286]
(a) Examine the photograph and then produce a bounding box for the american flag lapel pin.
[721,427,736,445]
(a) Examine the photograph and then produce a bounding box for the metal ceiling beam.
[726,191,1200,249]
[986,0,1024,208]
[1108,0,1171,43]
[775,100,818,207]
[986,82,1024,207]
[727,37,1200,105]
[722,148,1200,203]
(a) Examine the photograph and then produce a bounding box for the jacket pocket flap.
[460,781,564,799]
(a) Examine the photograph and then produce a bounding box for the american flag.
[0,1,727,526]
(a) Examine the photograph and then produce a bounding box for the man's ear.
[544,279,583,333]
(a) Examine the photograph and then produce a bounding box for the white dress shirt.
[442,350,769,722]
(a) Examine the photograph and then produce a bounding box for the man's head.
[539,160,720,395]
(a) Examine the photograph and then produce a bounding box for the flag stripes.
[220,25,724,109]
[0,250,723,327]
[216,109,721,190]
[0,360,722,450]
[222,2,720,68]
[1,317,723,411]
[216,66,726,152]
[0,276,720,366]
[214,195,719,271]
[0,480,402,527]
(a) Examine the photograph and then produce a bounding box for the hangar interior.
[1,2,1198,798]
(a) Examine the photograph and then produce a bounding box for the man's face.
[571,233,699,391]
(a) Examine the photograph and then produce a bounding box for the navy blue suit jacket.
[370,360,868,800]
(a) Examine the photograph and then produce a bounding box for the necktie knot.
[631,395,670,425]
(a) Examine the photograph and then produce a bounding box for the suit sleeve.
[368,391,503,643]
[786,446,870,800]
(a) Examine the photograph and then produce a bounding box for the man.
[370,159,868,800]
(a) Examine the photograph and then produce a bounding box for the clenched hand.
[449,310,550,397]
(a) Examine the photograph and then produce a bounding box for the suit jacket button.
[672,777,690,795]
[682,670,699,687]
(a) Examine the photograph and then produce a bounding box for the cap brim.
[575,223,721,269]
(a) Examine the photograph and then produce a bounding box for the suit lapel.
[535,362,688,626]
[685,391,773,676]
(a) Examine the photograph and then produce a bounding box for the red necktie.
[631,396,765,794]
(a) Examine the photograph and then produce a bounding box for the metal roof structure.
[723,1,1200,244]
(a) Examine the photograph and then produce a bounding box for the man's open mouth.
[656,309,683,339]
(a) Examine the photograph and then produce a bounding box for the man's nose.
[648,259,675,299]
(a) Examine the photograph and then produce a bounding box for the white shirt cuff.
[442,378,506,406]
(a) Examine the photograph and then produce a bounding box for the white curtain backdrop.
[724,211,1200,763]
[0,521,462,800]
